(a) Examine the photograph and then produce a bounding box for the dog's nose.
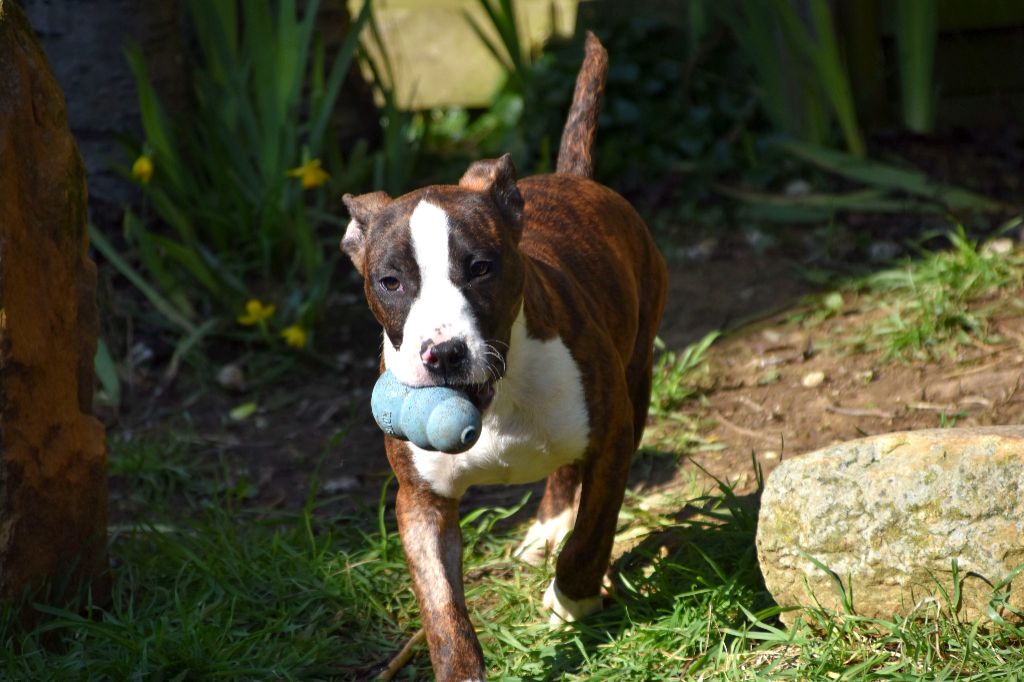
[422,339,469,377]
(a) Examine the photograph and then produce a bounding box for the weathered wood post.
[0,0,109,608]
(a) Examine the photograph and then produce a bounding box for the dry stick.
[377,628,426,681]
[825,404,895,419]
[938,356,1009,381]
[733,395,769,414]
[712,411,782,443]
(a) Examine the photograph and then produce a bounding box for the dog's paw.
[514,509,573,566]
[542,579,602,625]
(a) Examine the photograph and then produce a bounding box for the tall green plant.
[120,0,371,335]
[894,0,938,134]
[722,0,865,157]
[360,8,423,197]
[460,0,567,173]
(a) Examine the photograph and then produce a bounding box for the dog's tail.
[555,31,608,179]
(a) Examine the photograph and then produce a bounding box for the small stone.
[217,363,246,391]
[130,342,154,366]
[784,179,812,196]
[757,426,1024,627]
[323,476,360,494]
[762,450,779,461]
[744,228,775,252]
[869,241,901,263]
[981,237,1014,256]
[801,370,826,388]
[682,238,718,262]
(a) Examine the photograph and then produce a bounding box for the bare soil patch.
[107,236,1024,526]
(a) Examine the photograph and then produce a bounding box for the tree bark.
[0,0,109,612]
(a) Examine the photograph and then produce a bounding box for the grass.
[863,229,1024,360]
[2,436,419,680]
[651,330,720,416]
[794,227,1024,360]
[7,230,1024,679]
[3,432,1023,680]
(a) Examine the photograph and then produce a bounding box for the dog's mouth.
[461,381,496,412]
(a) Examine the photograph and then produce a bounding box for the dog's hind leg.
[515,463,580,565]
[543,414,634,623]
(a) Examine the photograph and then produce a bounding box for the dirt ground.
[105,221,1024,529]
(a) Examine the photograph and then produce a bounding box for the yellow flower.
[237,298,276,326]
[132,155,154,184]
[286,158,330,190]
[280,325,307,349]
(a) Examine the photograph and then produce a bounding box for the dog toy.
[371,370,482,454]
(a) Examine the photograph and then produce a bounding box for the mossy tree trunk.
[0,1,109,612]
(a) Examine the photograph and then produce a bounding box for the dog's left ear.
[342,191,391,276]
[459,153,524,234]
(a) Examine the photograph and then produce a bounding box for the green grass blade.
[88,226,196,333]
[806,0,864,156]
[308,0,370,155]
[719,1,797,137]
[777,139,1011,212]
[895,0,938,133]
[93,339,122,408]
[148,234,230,305]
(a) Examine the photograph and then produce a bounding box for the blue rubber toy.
[370,370,482,454]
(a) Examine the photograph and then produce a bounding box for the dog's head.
[342,154,525,410]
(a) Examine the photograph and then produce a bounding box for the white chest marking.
[411,311,590,499]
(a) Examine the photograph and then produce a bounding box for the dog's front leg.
[396,483,485,681]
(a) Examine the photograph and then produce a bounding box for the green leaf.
[230,402,259,421]
[94,339,122,407]
[777,139,1011,212]
[895,0,938,133]
[308,0,370,155]
[89,225,196,333]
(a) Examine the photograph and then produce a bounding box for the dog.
[341,32,667,681]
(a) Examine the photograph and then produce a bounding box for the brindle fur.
[341,32,667,681]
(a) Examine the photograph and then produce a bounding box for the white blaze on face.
[383,200,487,387]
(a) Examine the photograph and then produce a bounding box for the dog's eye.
[379,276,402,292]
[468,260,492,279]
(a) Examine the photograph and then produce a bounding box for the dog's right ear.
[341,191,391,276]
[459,153,524,234]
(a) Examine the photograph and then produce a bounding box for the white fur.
[411,309,590,499]
[543,579,602,625]
[514,505,575,566]
[385,201,489,387]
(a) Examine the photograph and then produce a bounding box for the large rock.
[757,427,1024,627]
[0,1,109,608]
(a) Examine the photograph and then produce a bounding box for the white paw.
[514,508,573,566]
[542,579,602,625]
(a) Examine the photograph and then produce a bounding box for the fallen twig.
[712,411,783,443]
[733,395,769,414]
[908,401,956,412]
[377,628,426,681]
[825,404,894,419]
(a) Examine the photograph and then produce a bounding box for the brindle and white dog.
[341,33,667,681]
